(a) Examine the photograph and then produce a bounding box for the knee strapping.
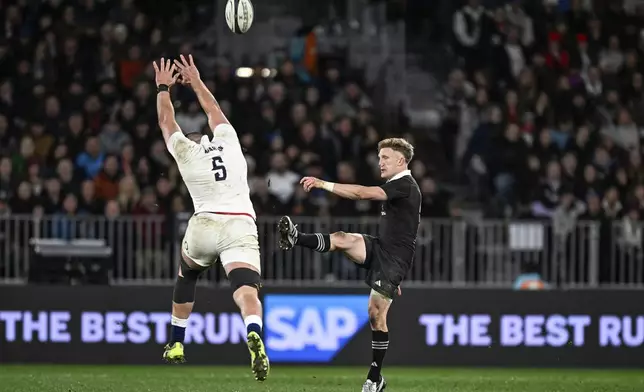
[173,259,203,304]
[228,267,262,291]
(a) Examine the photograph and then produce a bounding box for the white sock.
[244,315,263,329]
[171,315,189,328]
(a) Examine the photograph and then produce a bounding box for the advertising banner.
[289,289,644,368]
[0,286,248,364]
[1,286,643,367]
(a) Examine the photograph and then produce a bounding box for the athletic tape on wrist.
[322,182,335,192]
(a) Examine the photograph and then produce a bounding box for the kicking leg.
[363,290,392,392]
[224,261,270,382]
[163,252,206,363]
[278,216,367,264]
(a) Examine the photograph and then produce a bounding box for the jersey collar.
[386,169,411,183]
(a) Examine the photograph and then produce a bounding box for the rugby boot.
[247,331,270,381]
[278,216,298,250]
[162,342,185,364]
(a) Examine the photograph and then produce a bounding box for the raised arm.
[300,177,388,201]
[174,54,230,130]
[153,58,181,144]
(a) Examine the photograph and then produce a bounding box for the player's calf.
[366,291,392,387]
[163,258,204,363]
[227,266,270,381]
[278,216,367,262]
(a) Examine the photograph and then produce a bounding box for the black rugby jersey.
[377,170,422,264]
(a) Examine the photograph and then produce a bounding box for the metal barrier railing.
[0,215,640,288]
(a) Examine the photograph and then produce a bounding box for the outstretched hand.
[300,176,323,192]
[174,54,201,86]
[152,58,179,87]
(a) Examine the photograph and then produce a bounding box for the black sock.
[367,330,388,382]
[296,233,331,252]
[170,316,188,344]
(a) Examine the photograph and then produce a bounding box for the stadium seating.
[1,0,643,288]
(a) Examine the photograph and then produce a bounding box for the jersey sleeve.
[213,123,240,145]
[379,178,411,200]
[166,132,201,163]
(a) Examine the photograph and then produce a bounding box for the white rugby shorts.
[182,212,260,272]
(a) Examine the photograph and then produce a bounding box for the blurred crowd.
[446,0,644,230]
[2,0,643,285]
[0,0,449,226]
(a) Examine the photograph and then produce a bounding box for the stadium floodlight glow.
[235,67,253,78]
[261,68,277,78]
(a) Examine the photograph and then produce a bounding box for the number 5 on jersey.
[211,157,227,181]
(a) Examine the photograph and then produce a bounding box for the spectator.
[30,122,54,161]
[99,121,131,155]
[117,175,140,213]
[76,137,105,179]
[94,155,121,201]
[52,193,93,240]
[603,186,623,218]
[603,108,640,152]
[13,136,38,178]
[420,177,450,218]
[331,162,370,216]
[9,182,35,214]
[545,33,570,73]
[332,82,372,118]
[0,156,16,202]
[56,159,79,195]
[504,0,534,47]
[266,152,299,206]
[43,178,63,215]
[155,177,174,211]
[531,161,566,218]
[27,163,45,199]
[599,35,625,76]
[453,0,487,72]
[80,180,102,215]
[176,102,207,135]
[488,123,527,206]
[121,144,136,176]
[251,179,281,216]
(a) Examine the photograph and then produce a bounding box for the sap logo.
[264,294,369,362]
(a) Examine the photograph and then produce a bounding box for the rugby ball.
[225,0,254,34]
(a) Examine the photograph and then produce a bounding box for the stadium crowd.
[448,0,644,224]
[438,0,644,286]
[1,0,643,285]
[0,0,449,225]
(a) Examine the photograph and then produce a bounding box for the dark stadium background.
[0,0,643,391]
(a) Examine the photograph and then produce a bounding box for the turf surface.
[0,366,642,392]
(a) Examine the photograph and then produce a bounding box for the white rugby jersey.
[166,123,256,219]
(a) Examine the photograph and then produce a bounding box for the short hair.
[378,138,414,163]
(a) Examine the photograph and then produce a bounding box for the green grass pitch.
[0,365,642,392]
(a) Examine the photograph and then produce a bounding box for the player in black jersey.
[278,138,421,392]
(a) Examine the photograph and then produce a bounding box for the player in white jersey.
[153,56,269,381]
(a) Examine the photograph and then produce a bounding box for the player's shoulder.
[168,132,202,162]
[213,123,239,140]
[406,174,421,191]
[388,172,416,187]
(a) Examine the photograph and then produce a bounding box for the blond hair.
[378,138,414,163]
[117,175,140,210]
